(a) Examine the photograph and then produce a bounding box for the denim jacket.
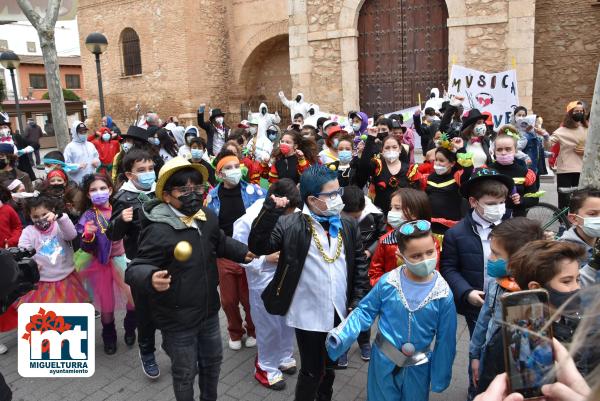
[206,180,265,216]
[469,280,505,360]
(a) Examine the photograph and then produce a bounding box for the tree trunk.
[579,63,600,188]
[39,28,70,151]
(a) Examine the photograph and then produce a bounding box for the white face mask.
[402,254,438,277]
[215,117,224,125]
[383,151,400,163]
[474,124,487,137]
[222,168,242,185]
[577,215,600,238]
[479,202,506,223]
[249,126,257,136]
[387,210,405,228]
[0,128,10,137]
[314,195,345,217]
[433,164,448,175]
[352,123,361,132]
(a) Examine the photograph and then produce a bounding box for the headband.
[7,179,22,191]
[42,158,80,172]
[47,168,68,183]
[216,156,240,174]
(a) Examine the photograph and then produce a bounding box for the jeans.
[161,315,223,401]
[132,288,156,355]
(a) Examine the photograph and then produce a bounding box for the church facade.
[77,0,600,131]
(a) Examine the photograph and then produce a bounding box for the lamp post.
[0,50,24,134]
[85,32,108,118]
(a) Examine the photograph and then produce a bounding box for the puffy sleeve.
[430,293,457,392]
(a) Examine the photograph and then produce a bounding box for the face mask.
[572,113,585,122]
[176,191,204,216]
[76,133,87,142]
[544,285,580,310]
[249,126,257,136]
[122,142,133,153]
[332,139,339,148]
[295,95,302,102]
[515,116,525,125]
[479,202,506,223]
[315,195,345,217]
[222,168,242,185]
[191,149,204,160]
[433,164,448,175]
[352,123,361,132]
[90,190,110,205]
[387,210,405,228]
[279,143,292,155]
[383,151,400,163]
[261,108,267,115]
[487,258,507,278]
[496,153,515,165]
[215,117,224,125]
[578,216,600,237]
[338,150,353,164]
[33,218,52,232]
[149,137,160,146]
[135,171,156,190]
[0,159,7,170]
[102,133,111,142]
[50,183,65,192]
[474,124,487,137]
[0,128,11,137]
[267,130,277,141]
[403,254,437,277]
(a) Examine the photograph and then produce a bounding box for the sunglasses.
[398,220,431,236]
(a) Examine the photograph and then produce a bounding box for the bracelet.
[82,233,95,243]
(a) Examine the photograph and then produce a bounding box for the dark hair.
[268,178,301,210]
[377,118,393,130]
[222,140,242,159]
[164,168,204,192]
[469,179,510,200]
[389,113,404,124]
[44,150,65,162]
[390,188,432,221]
[228,129,246,147]
[490,217,544,257]
[79,173,114,212]
[508,240,585,290]
[317,117,328,130]
[337,134,354,147]
[568,186,600,213]
[382,135,410,163]
[424,107,436,116]
[214,149,237,167]
[157,128,178,157]
[189,137,207,149]
[25,195,58,217]
[396,222,433,252]
[274,130,318,164]
[0,184,10,203]
[513,106,528,117]
[435,147,457,164]
[342,186,365,213]
[122,149,154,173]
[293,113,304,121]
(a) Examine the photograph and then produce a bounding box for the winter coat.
[198,110,230,156]
[64,121,100,184]
[279,92,311,118]
[11,133,39,181]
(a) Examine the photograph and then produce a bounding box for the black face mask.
[377,131,389,140]
[50,183,66,192]
[572,113,585,122]
[0,159,7,169]
[295,95,302,102]
[544,284,580,312]
[176,192,204,217]
[261,108,267,115]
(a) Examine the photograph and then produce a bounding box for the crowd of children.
[0,94,597,401]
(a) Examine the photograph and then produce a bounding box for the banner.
[448,65,519,129]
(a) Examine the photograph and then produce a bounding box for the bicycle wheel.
[525,202,571,233]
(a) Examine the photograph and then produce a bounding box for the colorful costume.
[327,267,456,401]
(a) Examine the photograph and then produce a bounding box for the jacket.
[248,197,370,315]
[198,110,230,156]
[106,180,156,259]
[0,203,22,247]
[125,200,248,331]
[12,132,39,181]
[357,197,387,255]
[559,227,597,288]
[206,180,265,217]
[64,121,100,184]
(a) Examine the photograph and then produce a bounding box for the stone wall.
[533,0,600,132]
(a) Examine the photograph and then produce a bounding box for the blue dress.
[327,267,457,401]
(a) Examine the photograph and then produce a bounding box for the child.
[0,143,33,192]
[266,130,316,184]
[318,125,344,164]
[327,220,456,401]
[91,124,121,175]
[64,121,101,185]
[76,173,135,355]
[326,133,360,188]
[369,188,432,286]
[189,137,216,185]
[126,157,251,401]
[560,186,600,288]
[0,183,22,247]
[469,217,545,394]
[176,126,200,159]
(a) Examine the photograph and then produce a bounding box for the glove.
[198,105,206,113]
[17,146,34,156]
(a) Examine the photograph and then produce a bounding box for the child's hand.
[295,149,305,159]
[121,207,134,223]
[83,221,97,237]
[152,270,171,292]
[471,359,480,387]
[367,126,378,138]
[244,251,257,263]
[452,137,464,150]
[270,195,289,209]
[265,252,280,264]
[511,193,521,205]
[467,290,485,307]
[43,212,57,222]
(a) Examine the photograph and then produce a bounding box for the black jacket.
[197,111,229,156]
[359,212,387,256]
[125,200,248,331]
[12,133,40,181]
[106,186,155,259]
[248,197,370,315]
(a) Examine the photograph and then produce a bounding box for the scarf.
[309,212,343,238]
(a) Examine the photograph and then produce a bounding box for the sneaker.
[267,378,286,391]
[359,343,371,361]
[335,352,348,369]
[280,365,297,375]
[245,336,257,348]
[229,339,242,350]
[0,343,7,354]
[139,351,160,379]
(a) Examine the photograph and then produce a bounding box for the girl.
[0,143,33,192]
[265,130,316,184]
[318,125,344,164]
[369,188,433,286]
[91,125,121,176]
[0,183,22,247]
[157,127,178,162]
[76,174,135,355]
[189,137,216,186]
[327,220,456,401]
[359,131,420,214]
[326,134,360,188]
[490,127,539,217]
[513,106,549,189]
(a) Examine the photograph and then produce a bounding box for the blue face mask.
[338,150,353,164]
[135,171,156,190]
[149,137,160,146]
[402,254,437,277]
[487,258,507,278]
[191,149,204,160]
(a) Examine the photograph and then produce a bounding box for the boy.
[106,149,159,379]
[126,157,253,401]
[248,165,369,401]
[560,186,600,287]
[64,121,100,185]
[327,220,456,401]
[469,217,545,394]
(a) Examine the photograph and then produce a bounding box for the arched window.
[120,28,142,76]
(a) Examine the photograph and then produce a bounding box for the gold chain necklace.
[306,216,343,263]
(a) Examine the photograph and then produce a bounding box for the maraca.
[174,241,192,262]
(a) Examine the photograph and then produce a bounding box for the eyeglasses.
[171,184,207,196]
[315,187,344,200]
[398,220,431,236]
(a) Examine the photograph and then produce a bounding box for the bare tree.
[580,63,600,188]
[16,0,70,151]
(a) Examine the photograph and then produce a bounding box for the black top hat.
[461,109,485,132]
[439,101,450,113]
[121,126,149,142]
[460,167,514,198]
[210,109,225,120]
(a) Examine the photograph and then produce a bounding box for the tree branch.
[15,0,42,29]
[46,0,62,27]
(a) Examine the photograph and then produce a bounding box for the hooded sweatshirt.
[177,126,200,159]
[64,121,100,184]
[559,227,597,288]
[279,92,311,118]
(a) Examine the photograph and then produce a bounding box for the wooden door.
[358,0,449,116]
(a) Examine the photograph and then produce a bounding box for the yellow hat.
[566,100,583,113]
[155,156,208,201]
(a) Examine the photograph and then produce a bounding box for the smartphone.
[501,289,555,399]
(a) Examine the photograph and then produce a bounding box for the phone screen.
[503,291,554,398]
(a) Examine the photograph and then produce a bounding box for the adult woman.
[512,106,549,190]
[550,101,588,209]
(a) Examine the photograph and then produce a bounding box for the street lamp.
[0,50,24,134]
[85,32,108,118]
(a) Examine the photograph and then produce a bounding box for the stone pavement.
[0,310,470,401]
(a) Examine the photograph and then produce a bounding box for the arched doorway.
[358,0,449,115]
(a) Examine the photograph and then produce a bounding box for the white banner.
[448,65,519,129]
